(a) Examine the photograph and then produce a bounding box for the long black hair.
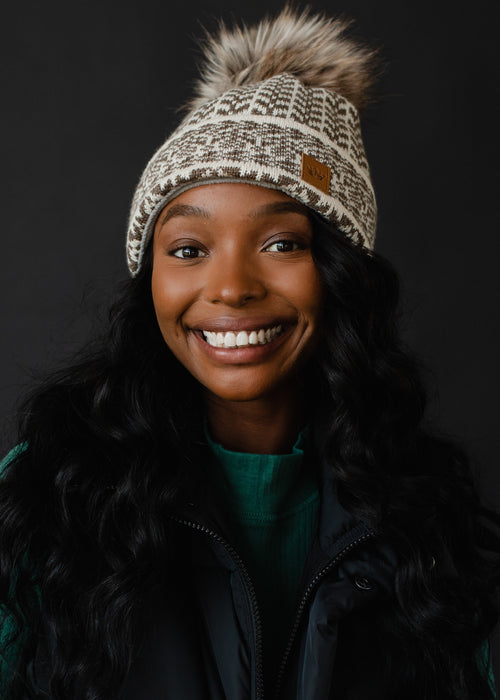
[0,217,499,699]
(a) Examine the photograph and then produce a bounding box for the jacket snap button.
[354,575,373,591]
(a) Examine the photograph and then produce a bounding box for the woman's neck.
[204,387,303,455]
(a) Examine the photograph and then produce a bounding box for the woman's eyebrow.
[160,204,210,226]
[248,201,310,219]
[159,199,310,228]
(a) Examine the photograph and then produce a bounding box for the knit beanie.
[126,7,379,276]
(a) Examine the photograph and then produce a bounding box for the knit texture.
[127,73,376,275]
[204,428,319,690]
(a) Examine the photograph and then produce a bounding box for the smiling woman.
[1,6,499,700]
[151,184,323,445]
[152,184,324,455]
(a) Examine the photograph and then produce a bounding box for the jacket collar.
[173,436,397,592]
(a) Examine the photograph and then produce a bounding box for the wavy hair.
[0,218,499,699]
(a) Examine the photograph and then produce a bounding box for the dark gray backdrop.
[2,0,500,678]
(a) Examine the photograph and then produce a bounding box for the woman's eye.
[265,240,300,253]
[171,246,206,259]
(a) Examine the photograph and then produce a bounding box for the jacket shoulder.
[0,443,30,697]
[0,444,28,477]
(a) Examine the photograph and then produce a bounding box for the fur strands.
[188,5,379,112]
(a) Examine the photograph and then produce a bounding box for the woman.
[1,7,498,699]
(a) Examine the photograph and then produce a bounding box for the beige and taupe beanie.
[126,7,379,276]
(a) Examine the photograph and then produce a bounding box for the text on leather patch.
[301,153,331,194]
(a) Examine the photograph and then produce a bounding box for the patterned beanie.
[126,8,379,276]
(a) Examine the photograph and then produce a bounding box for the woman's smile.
[151,182,324,402]
[201,325,283,349]
[191,320,292,365]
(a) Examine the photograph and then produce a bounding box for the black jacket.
[22,453,403,700]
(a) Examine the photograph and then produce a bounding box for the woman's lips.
[191,315,292,333]
[191,323,293,363]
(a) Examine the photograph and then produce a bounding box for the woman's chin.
[200,373,291,405]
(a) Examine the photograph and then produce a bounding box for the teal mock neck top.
[204,428,320,690]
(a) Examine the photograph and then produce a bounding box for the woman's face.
[151,182,323,403]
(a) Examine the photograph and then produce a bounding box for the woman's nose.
[203,255,266,307]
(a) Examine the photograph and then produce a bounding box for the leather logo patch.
[301,153,331,194]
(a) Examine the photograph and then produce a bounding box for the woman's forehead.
[155,183,313,231]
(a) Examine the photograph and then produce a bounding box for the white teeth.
[236,331,249,347]
[202,325,283,348]
[223,332,236,348]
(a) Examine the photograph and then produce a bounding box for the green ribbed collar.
[204,426,318,522]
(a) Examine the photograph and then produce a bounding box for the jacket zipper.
[273,530,374,700]
[172,516,265,700]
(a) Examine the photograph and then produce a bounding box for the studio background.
[2,0,499,678]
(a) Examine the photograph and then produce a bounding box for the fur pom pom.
[188,5,379,112]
